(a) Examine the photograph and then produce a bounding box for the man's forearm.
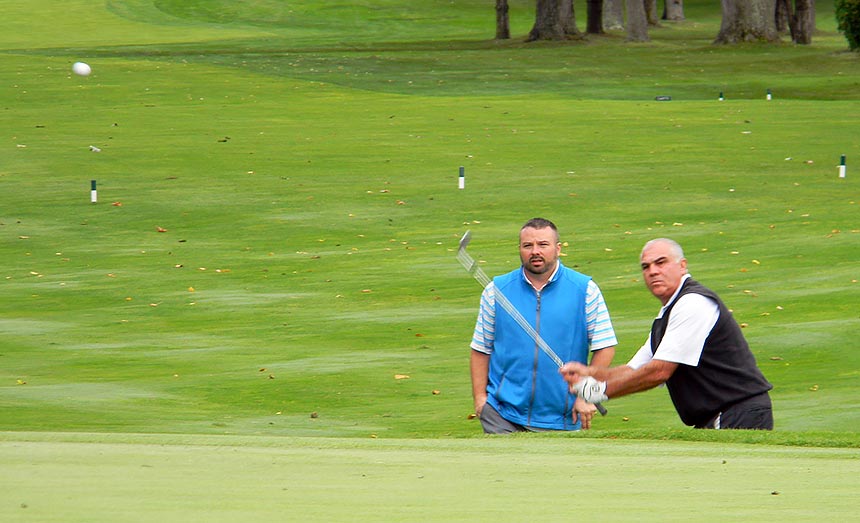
[604,360,677,399]
[589,346,615,368]
[470,350,490,409]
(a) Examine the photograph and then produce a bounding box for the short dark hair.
[521,218,559,242]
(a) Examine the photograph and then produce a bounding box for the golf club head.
[458,230,472,253]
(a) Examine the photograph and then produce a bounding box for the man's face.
[519,227,561,276]
[640,241,687,305]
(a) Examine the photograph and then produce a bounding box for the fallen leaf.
[394,374,410,380]
[157,227,167,232]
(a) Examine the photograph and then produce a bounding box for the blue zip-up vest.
[486,262,591,430]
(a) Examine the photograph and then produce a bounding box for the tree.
[496,0,510,39]
[645,0,661,25]
[560,0,582,36]
[776,0,792,32]
[528,0,581,40]
[587,0,605,34]
[627,0,651,41]
[836,0,860,49]
[715,0,780,43]
[789,0,814,43]
[603,0,625,29]
[663,0,686,21]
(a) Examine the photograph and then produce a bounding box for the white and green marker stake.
[90,180,97,203]
[458,166,465,189]
[839,155,846,179]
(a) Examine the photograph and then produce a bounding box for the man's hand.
[573,396,597,429]
[571,376,608,404]
[559,361,590,381]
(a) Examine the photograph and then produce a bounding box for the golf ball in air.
[72,62,91,76]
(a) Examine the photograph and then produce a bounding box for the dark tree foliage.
[836,0,860,49]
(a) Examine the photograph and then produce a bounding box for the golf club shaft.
[457,243,607,416]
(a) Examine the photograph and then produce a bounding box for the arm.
[589,346,615,368]
[560,359,678,402]
[564,292,717,402]
[604,359,677,398]
[470,350,490,416]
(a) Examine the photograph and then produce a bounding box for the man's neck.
[524,261,559,291]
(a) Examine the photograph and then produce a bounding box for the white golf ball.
[72,62,91,76]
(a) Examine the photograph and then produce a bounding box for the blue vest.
[486,263,591,430]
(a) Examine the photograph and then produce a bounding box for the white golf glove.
[572,376,608,404]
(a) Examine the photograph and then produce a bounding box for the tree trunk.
[560,0,583,37]
[604,0,625,29]
[529,0,582,40]
[790,0,813,43]
[626,0,650,41]
[775,0,791,33]
[496,0,511,39]
[715,0,779,43]
[810,0,816,33]
[528,0,567,40]
[663,0,685,21]
[587,0,605,33]
[644,0,660,25]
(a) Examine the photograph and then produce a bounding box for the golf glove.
[573,376,608,404]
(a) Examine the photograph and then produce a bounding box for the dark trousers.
[697,392,774,430]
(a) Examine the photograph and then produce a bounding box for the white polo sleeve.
[626,337,655,370]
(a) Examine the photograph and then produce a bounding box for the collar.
[521,260,561,291]
[655,273,692,319]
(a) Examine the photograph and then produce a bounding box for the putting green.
[2,432,858,522]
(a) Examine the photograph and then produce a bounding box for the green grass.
[3,432,860,522]
[1,0,859,519]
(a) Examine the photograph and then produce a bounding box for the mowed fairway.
[1,0,859,520]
